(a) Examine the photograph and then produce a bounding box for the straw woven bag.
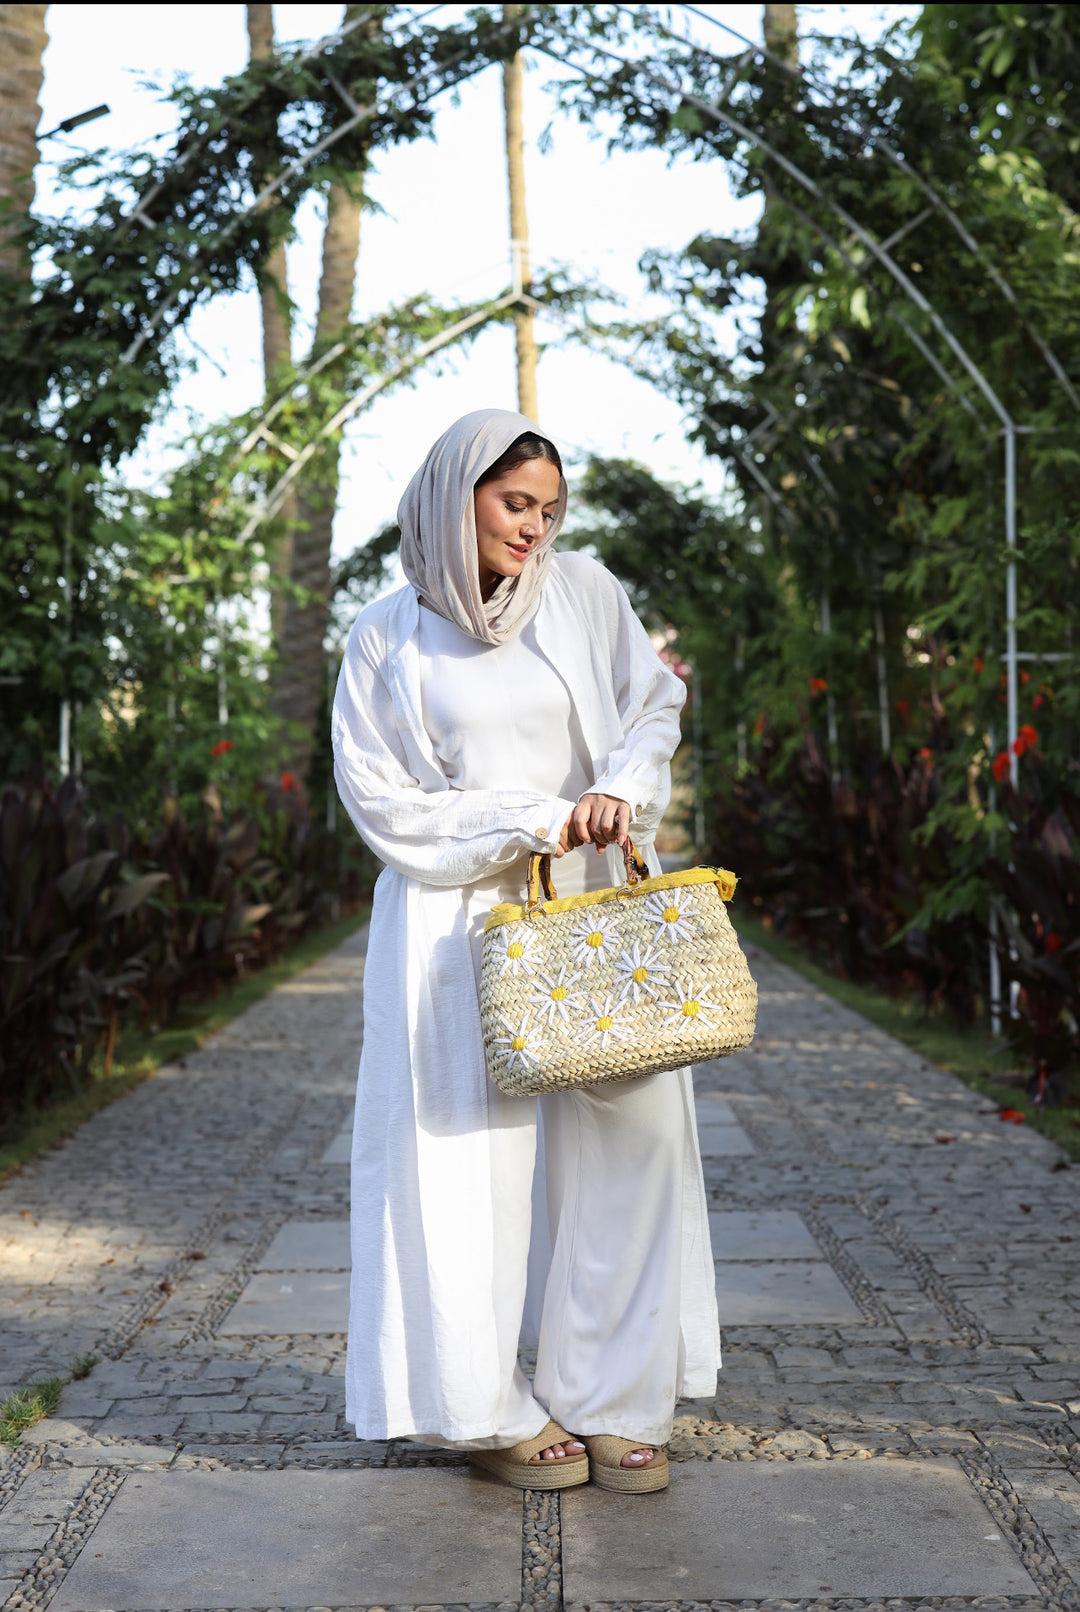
[480,840,757,1096]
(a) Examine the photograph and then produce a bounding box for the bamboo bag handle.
[525,837,649,912]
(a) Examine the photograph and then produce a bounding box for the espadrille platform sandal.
[469,1420,589,1490]
[582,1435,669,1493]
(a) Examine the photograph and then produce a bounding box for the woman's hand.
[557,793,631,856]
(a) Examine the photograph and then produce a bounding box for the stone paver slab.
[321,1129,351,1164]
[51,1468,521,1610]
[694,1094,738,1125]
[218,1271,348,1335]
[258,1220,351,1270]
[562,1458,1037,1601]
[709,1209,824,1261]
[695,1123,755,1157]
[716,1260,865,1324]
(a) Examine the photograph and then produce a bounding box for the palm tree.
[271,4,369,778]
[0,3,48,275]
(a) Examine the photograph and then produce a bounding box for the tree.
[502,2,538,419]
[269,7,372,780]
[0,3,47,274]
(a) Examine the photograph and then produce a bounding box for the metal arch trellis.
[679,1,1080,412]
[55,0,1071,787]
[50,4,1074,1017]
[80,0,1062,795]
[531,5,1079,799]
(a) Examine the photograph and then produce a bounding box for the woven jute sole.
[469,1447,590,1490]
[584,1437,669,1493]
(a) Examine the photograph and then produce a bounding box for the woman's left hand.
[568,793,631,852]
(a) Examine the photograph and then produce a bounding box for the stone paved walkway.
[3,924,1080,1611]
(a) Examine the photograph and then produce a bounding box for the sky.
[36,3,917,567]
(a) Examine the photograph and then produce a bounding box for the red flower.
[1020,669,1031,684]
[808,676,828,696]
[1046,932,1062,956]
[999,1108,1025,1125]
[1012,723,1039,757]
[210,739,234,758]
[919,746,933,760]
[281,772,296,791]
[895,699,909,713]
[991,751,1011,783]
[1033,693,1044,710]
[973,656,984,674]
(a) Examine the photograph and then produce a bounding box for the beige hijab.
[397,407,568,646]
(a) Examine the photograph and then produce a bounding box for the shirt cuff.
[528,797,577,853]
[580,769,649,823]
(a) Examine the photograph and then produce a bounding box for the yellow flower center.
[586,930,604,948]
[507,942,524,959]
[682,1000,699,1018]
[596,1015,613,1032]
[511,1034,527,1051]
[550,985,568,1001]
[632,965,649,984]
[662,905,680,924]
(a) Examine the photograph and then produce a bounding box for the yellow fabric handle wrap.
[484,863,739,933]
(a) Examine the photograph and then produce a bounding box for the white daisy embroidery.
[568,911,618,968]
[493,925,537,977]
[574,994,635,1054]
[491,1014,547,1074]
[614,940,671,1004]
[643,887,700,944]
[657,977,726,1033]
[528,963,587,1027]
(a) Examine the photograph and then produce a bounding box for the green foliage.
[0,768,375,1125]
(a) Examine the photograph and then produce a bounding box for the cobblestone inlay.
[0,1449,38,1518]
[858,1197,988,1346]
[4,1466,124,1612]
[956,1445,1077,1608]
[800,1203,894,1329]
[522,1488,562,1612]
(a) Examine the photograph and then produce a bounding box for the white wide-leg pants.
[345,846,721,1449]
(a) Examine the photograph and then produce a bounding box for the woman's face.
[473,457,561,599]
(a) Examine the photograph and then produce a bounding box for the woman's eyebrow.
[503,488,559,507]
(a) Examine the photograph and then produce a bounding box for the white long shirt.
[332,551,721,1441]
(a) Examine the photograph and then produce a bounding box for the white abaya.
[332,550,722,1447]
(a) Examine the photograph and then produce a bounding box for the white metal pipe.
[1005,424,1019,787]
[58,698,71,779]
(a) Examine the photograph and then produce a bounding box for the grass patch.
[0,905,369,1184]
[0,1377,63,1447]
[737,911,1079,1164]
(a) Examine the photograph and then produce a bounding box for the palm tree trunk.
[0,3,48,275]
[763,3,798,63]
[271,162,365,777]
[502,3,538,421]
[246,3,292,385]
[246,3,297,642]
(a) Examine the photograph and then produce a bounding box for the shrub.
[0,768,374,1125]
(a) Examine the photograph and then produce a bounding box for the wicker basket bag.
[480,840,757,1096]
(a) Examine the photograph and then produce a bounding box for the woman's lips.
[506,542,530,559]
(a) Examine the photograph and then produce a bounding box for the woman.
[332,407,720,1494]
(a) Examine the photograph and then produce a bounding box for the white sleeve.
[578,562,687,830]
[331,620,575,888]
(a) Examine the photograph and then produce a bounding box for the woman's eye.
[505,501,526,513]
